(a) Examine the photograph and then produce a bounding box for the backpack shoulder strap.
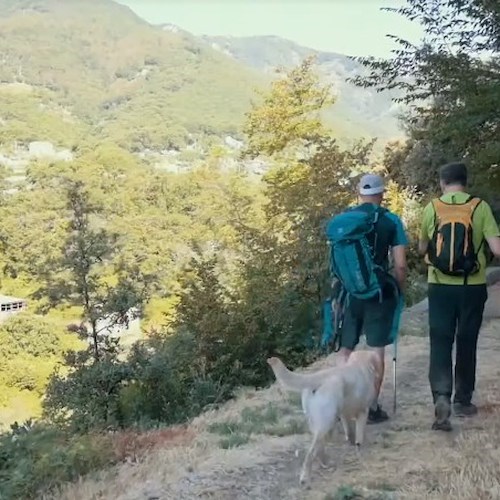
[426,198,442,233]
[428,196,438,207]
[376,205,389,217]
[354,203,387,220]
[467,196,485,255]
[431,197,446,212]
[467,196,482,215]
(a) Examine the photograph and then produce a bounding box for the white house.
[0,295,28,323]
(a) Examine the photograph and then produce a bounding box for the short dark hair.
[439,162,468,187]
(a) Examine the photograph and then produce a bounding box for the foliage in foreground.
[0,423,116,500]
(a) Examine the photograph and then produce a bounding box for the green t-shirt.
[420,191,500,285]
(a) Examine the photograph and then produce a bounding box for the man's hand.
[418,238,428,256]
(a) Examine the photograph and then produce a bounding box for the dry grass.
[52,289,500,500]
[110,425,196,463]
[400,409,500,499]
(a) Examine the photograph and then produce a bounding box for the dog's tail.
[267,357,336,393]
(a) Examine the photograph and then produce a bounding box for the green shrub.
[42,244,319,431]
[405,268,427,307]
[0,313,84,428]
[0,423,116,500]
[0,312,68,359]
[118,331,233,427]
[43,355,134,432]
[42,330,233,431]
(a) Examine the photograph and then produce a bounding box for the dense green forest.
[0,0,498,498]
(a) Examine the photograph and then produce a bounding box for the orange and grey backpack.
[425,195,483,282]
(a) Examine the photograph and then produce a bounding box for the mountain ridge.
[201,33,405,142]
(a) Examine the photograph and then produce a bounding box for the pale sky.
[117,0,423,58]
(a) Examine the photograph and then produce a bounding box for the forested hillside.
[0,0,498,498]
[0,0,264,155]
[0,0,404,167]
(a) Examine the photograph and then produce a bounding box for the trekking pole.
[392,286,403,416]
[392,339,397,414]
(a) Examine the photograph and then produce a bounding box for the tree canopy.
[352,0,500,197]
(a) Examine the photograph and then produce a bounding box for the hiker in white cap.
[358,173,387,196]
[325,173,408,423]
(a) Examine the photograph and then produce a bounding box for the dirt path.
[56,283,500,500]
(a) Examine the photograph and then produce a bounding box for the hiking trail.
[55,277,500,500]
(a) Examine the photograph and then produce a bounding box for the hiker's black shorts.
[339,285,397,349]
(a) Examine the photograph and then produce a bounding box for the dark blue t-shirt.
[356,202,408,271]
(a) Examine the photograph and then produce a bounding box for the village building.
[0,295,28,323]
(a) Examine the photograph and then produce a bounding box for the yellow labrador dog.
[267,350,382,485]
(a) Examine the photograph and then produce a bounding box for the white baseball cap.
[358,174,385,195]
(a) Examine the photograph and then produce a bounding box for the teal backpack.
[325,204,388,301]
[320,204,388,351]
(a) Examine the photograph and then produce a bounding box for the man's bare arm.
[392,245,407,291]
[486,236,500,258]
[418,237,428,256]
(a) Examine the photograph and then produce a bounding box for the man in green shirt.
[419,162,500,432]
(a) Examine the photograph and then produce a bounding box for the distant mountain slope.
[0,0,265,153]
[202,35,406,143]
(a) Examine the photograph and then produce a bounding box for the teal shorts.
[339,287,398,349]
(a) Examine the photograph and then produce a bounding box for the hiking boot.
[432,396,452,432]
[453,402,478,418]
[367,404,389,424]
[431,419,453,432]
